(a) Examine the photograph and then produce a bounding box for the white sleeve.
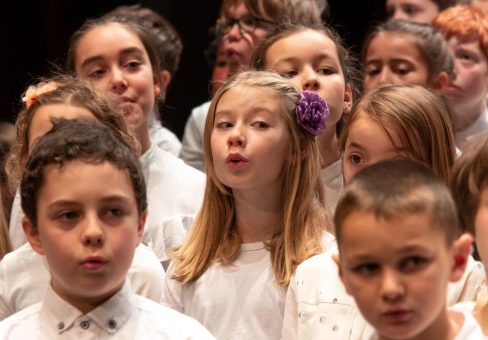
[179,102,209,172]
[447,255,486,305]
[128,244,165,303]
[281,274,299,340]
[160,261,185,313]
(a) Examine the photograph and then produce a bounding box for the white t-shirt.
[0,243,164,321]
[0,281,215,339]
[179,101,210,172]
[456,107,488,149]
[138,143,206,262]
[149,114,182,157]
[161,242,287,340]
[283,246,486,340]
[319,158,343,217]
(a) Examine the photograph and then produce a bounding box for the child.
[362,19,452,92]
[334,159,483,339]
[281,85,484,340]
[251,22,361,213]
[1,77,165,320]
[340,84,456,183]
[161,71,332,339]
[385,0,464,23]
[432,5,488,148]
[66,14,206,262]
[107,4,183,156]
[180,0,325,172]
[0,119,214,339]
[450,133,488,334]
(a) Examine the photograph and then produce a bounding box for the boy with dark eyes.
[334,159,482,339]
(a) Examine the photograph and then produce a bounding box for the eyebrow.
[47,195,132,209]
[346,141,407,153]
[80,47,145,69]
[274,53,337,65]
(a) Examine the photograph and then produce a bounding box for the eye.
[402,4,420,16]
[106,208,124,217]
[400,256,429,272]
[348,154,364,165]
[317,67,334,75]
[215,121,232,129]
[353,263,380,276]
[366,65,381,77]
[280,70,298,78]
[58,211,79,221]
[252,120,269,129]
[88,69,106,80]
[125,60,142,70]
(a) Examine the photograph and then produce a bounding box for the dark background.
[0,0,386,138]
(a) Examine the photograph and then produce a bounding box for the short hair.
[335,159,460,247]
[433,4,488,59]
[361,19,453,85]
[339,84,456,182]
[20,118,147,229]
[107,5,183,75]
[6,74,138,188]
[450,133,488,235]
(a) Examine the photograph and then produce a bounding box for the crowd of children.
[0,0,487,339]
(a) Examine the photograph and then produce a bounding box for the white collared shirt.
[0,243,164,321]
[282,245,486,340]
[0,281,215,339]
[179,101,210,172]
[149,114,182,157]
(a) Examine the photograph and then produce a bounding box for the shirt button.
[57,322,64,330]
[80,320,90,329]
[107,319,117,329]
[319,316,326,323]
[332,298,338,303]
[333,325,338,332]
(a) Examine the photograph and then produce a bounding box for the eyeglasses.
[216,16,274,35]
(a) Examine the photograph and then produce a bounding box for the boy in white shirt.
[0,119,214,339]
[334,159,483,340]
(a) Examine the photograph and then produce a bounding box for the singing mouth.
[81,256,108,270]
[226,153,249,168]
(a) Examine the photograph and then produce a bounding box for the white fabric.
[0,243,164,321]
[161,242,287,340]
[456,107,488,149]
[319,159,343,217]
[138,143,206,262]
[8,191,24,250]
[450,302,487,339]
[0,281,215,339]
[179,101,210,172]
[282,245,486,340]
[149,114,181,157]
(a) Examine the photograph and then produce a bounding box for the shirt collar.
[40,280,136,335]
[139,142,157,170]
[456,106,488,148]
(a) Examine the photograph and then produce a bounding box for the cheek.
[342,161,355,184]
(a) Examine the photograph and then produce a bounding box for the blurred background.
[0,0,386,138]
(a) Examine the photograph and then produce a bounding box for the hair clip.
[296,91,329,136]
[22,81,59,109]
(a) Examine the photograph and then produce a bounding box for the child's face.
[474,187,488,267]
[223,2,272,73]
[75,23,157,135]
[211,85,290,193]
[343,113,407,183]
[364,32,430,91]
[265,29,352,131]
[28,103,95,156]
[385,0,439,23]
[337,212,460,339]
[445,36,488,130]
[23,160,145,313]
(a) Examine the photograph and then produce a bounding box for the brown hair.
[21,118,147,229]
[335,159,460,247]
[339,84,456,182]
[449,133,488,235]
[7,74,139,188]
[171,71,329,285]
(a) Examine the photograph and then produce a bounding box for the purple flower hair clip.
[296,91,329,136]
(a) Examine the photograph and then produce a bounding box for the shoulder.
[151,147,205,179]
[0,303,42,336]
[190,101,211,119]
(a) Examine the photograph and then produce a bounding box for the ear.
[136,210,147,242]
[332,253,352,295]
[22,216,44,255]
[159,70,172,91]
[449,233,472,283]
[342,84,353,114]
[431,72,450,92]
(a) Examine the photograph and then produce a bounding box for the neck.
[474,299,488,335]
[135,125,151,154]
[453,101,486,132]
[318,124,340,168]
[233,186,282,243]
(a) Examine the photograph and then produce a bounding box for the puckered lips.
[381,308,413,324]
[81,255,108,271]
[226,152,249,169]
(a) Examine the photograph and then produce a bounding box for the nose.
[225,22,242,42]
[380,269,405,303]
[302,68,320,91]
[109,67,128,94]
[391,10,407,20]
[377,68,395,86]
[82,214,105,247]
[227,126,246,148]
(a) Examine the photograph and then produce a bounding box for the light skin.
[211,85,290,242]
[364,32,448,91]
[223,2,273,73]
[385,0,440,23]
[75,22,159,153]
[473,187,488,333]
[335,212,471,340]
[342,112,408,183]
[264,29,353,167]
[444,36,488,132]
[23,160,146,314]
[212,39,231,94]
[27,104,96,157]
